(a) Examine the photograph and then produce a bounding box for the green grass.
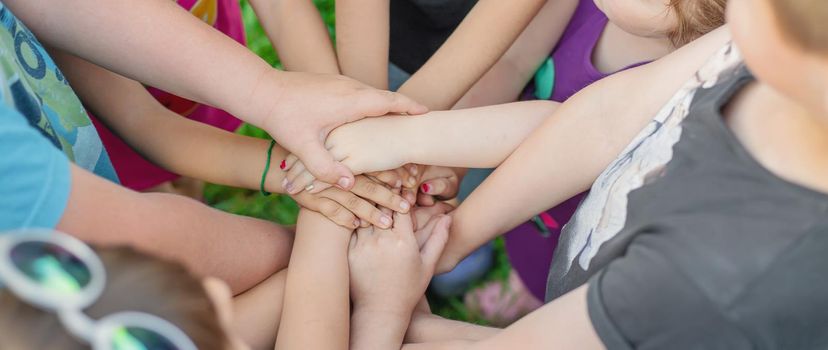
[239,0,335,68]
[205,1,513,323]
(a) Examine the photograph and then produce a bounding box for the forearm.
[252,0,339,74]
[113,107,291,195]
[406,101,558,168]
[275,210,352,350]
[397,0,545,109]
[454,0,579,109]
[5,0,276,126]
[154,126,291,194]
[328,101,556,175]
[233,270,288,350]
[405,286,599,350]
[335,0,389,88]
[351,308,410,350]
[452,60,529,110]
[54,52,291,194]
[351,310,499,350]
[57,165,292,295]
[406,314,499,344]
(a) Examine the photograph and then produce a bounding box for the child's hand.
[281,156,421,205]
[359,164,423,204]
[415,166,463,206]
[348,209,451,316]
[279,116,416,193]
[258,73,425,191]
[356,165,459,206]
[293,176,410,229]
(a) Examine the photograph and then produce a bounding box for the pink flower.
[464,270,543,327]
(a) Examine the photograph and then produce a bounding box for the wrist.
[351,306,412,350]
[240,68,286,129]
[404,112,431,165]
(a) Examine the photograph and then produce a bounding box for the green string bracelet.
[260,139,277,196]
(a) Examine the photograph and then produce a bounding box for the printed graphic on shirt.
[555,44,743,276]
[189,0,218,26]
[0,3,118,182]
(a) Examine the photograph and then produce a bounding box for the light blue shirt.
[0,105,71,230]
[0,3,118,230]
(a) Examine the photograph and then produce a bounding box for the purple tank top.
[507,0,647,301]
[523,0,613,102]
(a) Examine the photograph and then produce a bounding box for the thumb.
[293,141,355,189]
[420,216,451,274]
[354,90,429,120]
[389,92,429,115]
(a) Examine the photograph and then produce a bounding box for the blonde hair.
[768,0,828,53]
[0,247,229,350]
[668,0,728,47]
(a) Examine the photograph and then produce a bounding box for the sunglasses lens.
[10,241,91,293]
[111,326,180,350]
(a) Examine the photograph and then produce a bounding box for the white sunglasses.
[0,229,197,350]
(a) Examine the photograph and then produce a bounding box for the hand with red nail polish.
[415,166,464,206]
[421,183,432,194]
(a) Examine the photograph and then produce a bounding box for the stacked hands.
[282,115,463,339]
[281,116,463,229]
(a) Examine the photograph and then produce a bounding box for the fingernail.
[399,201,410,211]
[395,179,402,188]
[353,219,360,228]
[338,177,351,188]
[407,177,417,187]
[281,178,289,190]
[285,182,295,193]
[380,215,392,228]
[421,183,431,194]
[279,159,286,170]
[409,165,418,176]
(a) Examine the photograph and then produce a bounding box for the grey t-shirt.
[547,46,828,348]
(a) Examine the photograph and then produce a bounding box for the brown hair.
[668,0,728,47]
[0,247,229,350]
[768,0,828,53]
